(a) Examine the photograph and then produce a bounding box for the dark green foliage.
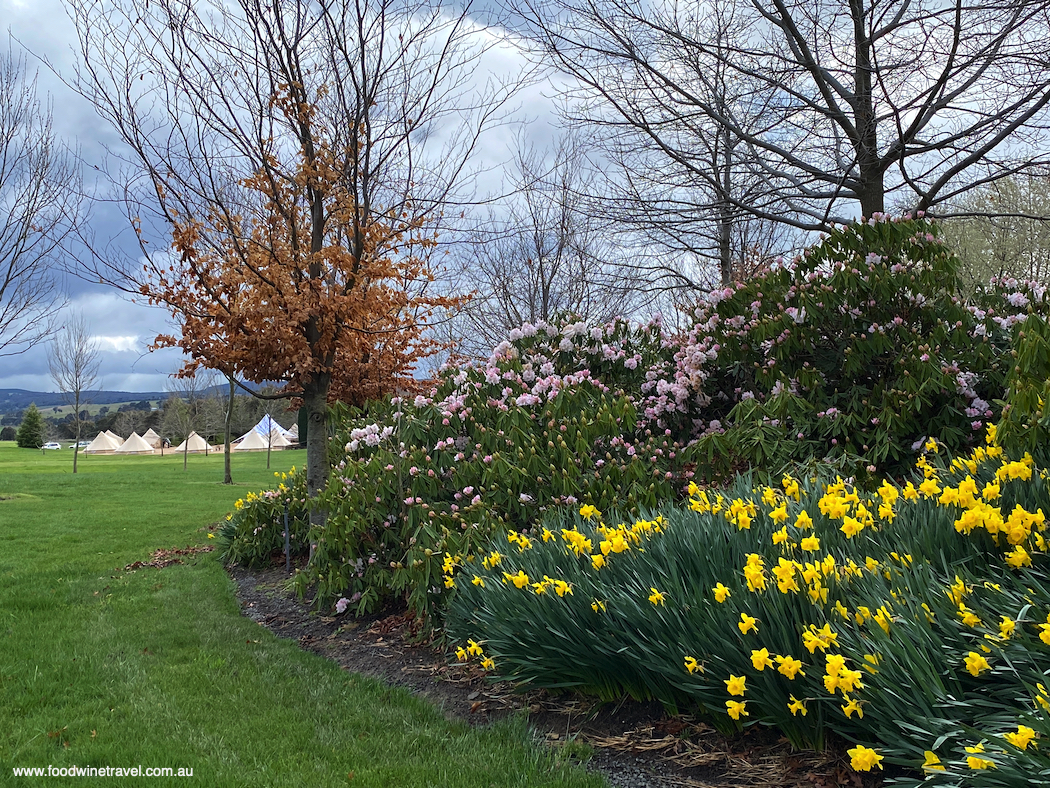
[996,311,1050,468]
[686,217,1030,481]
[15,403,44,448]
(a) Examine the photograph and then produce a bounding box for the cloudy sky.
[0,0,555,393]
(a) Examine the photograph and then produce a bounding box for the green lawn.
[0,443,603,787]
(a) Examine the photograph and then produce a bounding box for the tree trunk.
[718,129,734,285]
[72,393,80,474]
[858,181,885,220]
[851,0,884,221]
[302,372,332,561]
[224,376,234,484]
[718,205,733,285]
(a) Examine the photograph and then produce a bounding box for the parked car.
[68,441,91,449]
[42,442,62,450]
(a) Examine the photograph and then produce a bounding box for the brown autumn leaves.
[144,90,463,409]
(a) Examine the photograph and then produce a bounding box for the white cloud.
[94,336,141,353]
[0,291,187,393]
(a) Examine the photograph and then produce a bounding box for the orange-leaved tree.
[146,95,461,518]
[66,0,517,529]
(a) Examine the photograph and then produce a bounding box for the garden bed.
[230,562,889,788]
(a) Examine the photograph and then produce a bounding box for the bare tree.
[0,48,84,356]
[559,1,801,286]
[62,0,520,528]
[510,0,1050,231]
[451,132,652,355]
[48,312,101,474]
[162,370,212,470]
[941,170,1050,288]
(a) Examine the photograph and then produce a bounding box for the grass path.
[0,444,602,787]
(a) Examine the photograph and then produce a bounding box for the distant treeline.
[0,388,295,445]
[0,389,168,413]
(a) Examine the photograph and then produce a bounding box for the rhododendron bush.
[222,216,1050,619]
[685,216,1046,480]
[307,371,693,618]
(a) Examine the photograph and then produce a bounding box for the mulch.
[226,560,899,788]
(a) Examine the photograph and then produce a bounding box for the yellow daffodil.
[847,745,883,771]
[837,669,863,693]
[788,696,807,716]
[964,651,991,677]
[1003,725,1036,750]
[1006,545,1032,568]
[724,674,747,696]
[713,582,731,603]
[775,654,804,679]
[750,648,774,671]
[502,570,530,589]
[738,613,758,634]
[922,751,945,772]
[965,743,995,770]
[841,696,863,719]
[725,700,747,720]
[840,516,864,537]
[999,616,1015,639]
[919,478,941,498]
[1039,623,1050,645]
[648,587,666,606]
[684,656,702,674]
[482,551,503,569]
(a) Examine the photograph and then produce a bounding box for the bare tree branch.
[0,47,84,356]
[507,0,1050,229]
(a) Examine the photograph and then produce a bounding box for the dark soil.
[229,562,893,788]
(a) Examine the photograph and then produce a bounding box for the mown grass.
[0,443,603,787]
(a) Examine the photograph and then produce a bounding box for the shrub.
[220,467,311,566]
[445,435,1050,783]
[682,217,1045,481]
[226,215,1048,624]
[996,310,1050,469]
[304,370,692,620]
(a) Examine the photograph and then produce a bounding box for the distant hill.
[0,381,275,415]
[0,389,168,413]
